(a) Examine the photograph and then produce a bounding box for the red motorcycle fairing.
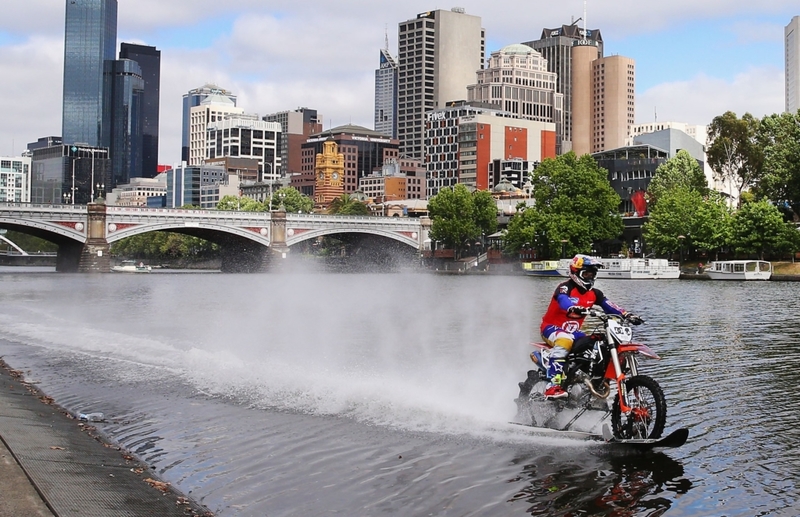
[617,342,661,360]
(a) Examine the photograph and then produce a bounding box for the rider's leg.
[542,329,576,399]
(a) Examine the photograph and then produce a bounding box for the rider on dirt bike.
[533,254,642,400]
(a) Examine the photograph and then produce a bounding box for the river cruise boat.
[705,260,772,280]
[522,260,562,277]
[556,257,680,280]
[112,260,152,273]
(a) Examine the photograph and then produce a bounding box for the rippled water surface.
[1,267,799,516]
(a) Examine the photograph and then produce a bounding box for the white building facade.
[467,44,564,151]
[108,175,166,207]
[206,115,282,185]
[188,93,244,166]
[787,16,800,113]
[0,156,31,203]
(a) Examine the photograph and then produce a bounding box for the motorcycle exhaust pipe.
[584,378,611,399]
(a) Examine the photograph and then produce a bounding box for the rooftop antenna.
[654,106,658,123]
[583,0,588,42]
[384,24,389,51]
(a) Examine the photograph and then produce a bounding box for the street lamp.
[69,157,80,205]
[560,239,568,259]
[86,148,108,202]
[678,235,686,266]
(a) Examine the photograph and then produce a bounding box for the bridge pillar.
[78,202,111,273]
[419,216,432,252]
[268,209,290,269]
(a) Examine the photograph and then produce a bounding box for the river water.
[0,266,798,516]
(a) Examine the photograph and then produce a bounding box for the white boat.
[705,260,771,281]
[556,257,680,280]
[112,260,152,273]
[523,260,562,277]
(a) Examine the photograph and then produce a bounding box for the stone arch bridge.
[0,202,430,272]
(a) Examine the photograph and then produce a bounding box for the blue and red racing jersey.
[540,280,627,335]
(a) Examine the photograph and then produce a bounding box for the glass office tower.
[103,59,144,189]
[62,0,118,146]
[119,43,161,177]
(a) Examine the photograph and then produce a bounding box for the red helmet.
[568,254,604,290]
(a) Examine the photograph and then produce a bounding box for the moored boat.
[112,260,152,273]
[556,257,680,280]
[523,260,562,277]
[705,260,771,280]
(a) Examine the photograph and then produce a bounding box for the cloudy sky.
[0,1,796,165]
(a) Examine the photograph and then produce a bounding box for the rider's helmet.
[568,254,604,290]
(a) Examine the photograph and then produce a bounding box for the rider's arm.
[594,288,627,316]
[555,292,576,311]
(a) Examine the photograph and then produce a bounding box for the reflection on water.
[0,272,798,516]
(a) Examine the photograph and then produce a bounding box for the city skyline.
[0,1,795,165]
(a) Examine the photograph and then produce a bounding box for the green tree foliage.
[110,231,218,262]
[503,152,622,258]
[707,111,763,203]
[729,200,796,260]
[647,149,708,206]
[327,193,370,215]
[269,187,315,213]
[643,189,732,259]
[642,188,701,256]
[0,230,58,253]
[217,195,265,211]
[754,110,800,220]
[428,184,497,259]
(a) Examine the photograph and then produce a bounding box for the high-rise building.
[62,0,118,147]
[587,55,635,154]
[374,48,398,139]
[119,43,161,178]
[182,84,237,162]
[787,16,800,113]
[263,107,322,184]
[522,22,604,153]
[397,8,485,160]
[188,93,243,166]
[27,140,109,204]
[206,114,282,185]
[102,59,144,187]
[467,44,564,153]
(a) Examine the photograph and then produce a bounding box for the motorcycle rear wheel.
[611,375,667,440]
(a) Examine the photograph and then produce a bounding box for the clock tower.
[313,138,345,210]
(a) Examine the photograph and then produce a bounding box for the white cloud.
[637,66,785,127]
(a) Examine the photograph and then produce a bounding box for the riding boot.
[544,358,568,399]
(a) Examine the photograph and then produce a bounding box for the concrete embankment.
[0,360,212,517]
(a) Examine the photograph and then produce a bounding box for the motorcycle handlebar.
[585,308,645,324]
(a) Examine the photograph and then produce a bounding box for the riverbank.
[0,359,213,517]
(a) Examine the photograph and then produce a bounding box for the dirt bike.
[515,308,668,440]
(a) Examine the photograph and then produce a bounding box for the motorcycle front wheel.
[611,375,667,440]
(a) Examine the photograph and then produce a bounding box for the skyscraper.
[786,16,800,113]
[102,59,144,187]
[374,48,398,139]
[182,84,237,162]
[62,0,118,146]
[397,8,485,160]
[522,22,604,153]
[119,43,161,177]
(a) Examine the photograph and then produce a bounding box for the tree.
[691,191,732,260]
[269,187,315,213]
[646,149,708,206]
[428,184,496,259]
[327,193,370,215]
[503,152,622,258]
[707,111,764,203]
[729,200,794,259]
[754,110,800,221]
[642,188,700,256]
[216,195,265,211]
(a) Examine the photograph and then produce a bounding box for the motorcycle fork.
[607,347,633,414]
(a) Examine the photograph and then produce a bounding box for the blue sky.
[0,1,796,164]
